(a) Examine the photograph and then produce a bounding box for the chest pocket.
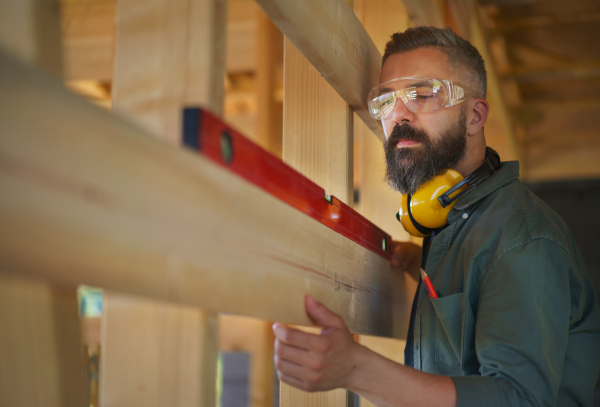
[430,293,474,370]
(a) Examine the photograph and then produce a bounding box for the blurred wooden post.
[255,6,283,156]
[0,1,85,406]
[99,0,225,405]
[279,2,354,405]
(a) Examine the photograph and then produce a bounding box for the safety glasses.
[367,77,476,120]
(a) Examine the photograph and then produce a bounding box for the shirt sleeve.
[451,238,576,407]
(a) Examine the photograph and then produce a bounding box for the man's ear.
[467,99,489,136]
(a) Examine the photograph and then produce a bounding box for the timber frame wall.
[0,0,514,406]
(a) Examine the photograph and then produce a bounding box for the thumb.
[305,295,344,330]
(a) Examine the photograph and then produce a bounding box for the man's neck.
[455,142,487,178]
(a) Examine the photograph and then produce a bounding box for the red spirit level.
[183,108,392,260]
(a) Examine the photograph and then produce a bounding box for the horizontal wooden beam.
[0,52,411,338]
[502,65,600,82]
[252,0,385,141]
[489,11,600,31]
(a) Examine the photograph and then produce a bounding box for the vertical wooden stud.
[100,0,225,405]
[0,277,86,407]
[219,315,275,407]
[282,38,354,206]
[279,0,354,399]
[255,6,284,156]
[0,0,63,76]
[0,2,85,405]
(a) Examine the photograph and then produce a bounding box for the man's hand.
[391,240,422,282]
[272,295,362,392]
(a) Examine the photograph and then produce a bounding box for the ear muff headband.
[396,147,501,237]
[438,147,501,208]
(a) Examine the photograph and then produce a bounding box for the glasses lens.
[368,79,447,119]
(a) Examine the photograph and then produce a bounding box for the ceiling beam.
[490,11,600,31]
[253,0,385,141]
[502,65,600,82]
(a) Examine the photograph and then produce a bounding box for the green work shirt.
[411,160,600,406]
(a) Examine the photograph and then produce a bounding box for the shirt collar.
[453,160,520,211]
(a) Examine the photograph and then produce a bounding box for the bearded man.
[272,26,600,406]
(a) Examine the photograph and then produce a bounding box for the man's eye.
[416,94,434,100]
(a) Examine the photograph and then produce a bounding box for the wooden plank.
[219,315,275,407]
[111,0,226,145]
[0,275,86,407]
[400,0,444,27]
[0,0,63,76]
[253,0,385,141]
[0,3,85,406]
[61,0,116,81]
[0,51,405,338]
[255,6,283,156]
[282,39,354,204]
[100,293,218,406]
[100,1,226,405]
[279,0,356,395]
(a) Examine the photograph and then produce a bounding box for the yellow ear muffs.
[396,147,502,237]
[397,170,467,237]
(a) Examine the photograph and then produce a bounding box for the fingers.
[305,295,345,330]
[272,323,323,351]
[275,337,309,364]
[274,350,326,393]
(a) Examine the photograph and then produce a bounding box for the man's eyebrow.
[377,87,393,95]
[407,80,430,87]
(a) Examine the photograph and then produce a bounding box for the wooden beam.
[100,1,226,405]
[0,3,85,406]
[110,0,226,145]
[279,2,355,397]
[0,51,406,338]
[219,315,275,407]
[60,0,116,81]
[400,0,444,27]
[99,293,218,407]
[255,6,283,156]
[252,0,385,141]
[0,276,86,407]
[282,39,354,205]
[447,0,473,40]
[0,0,63,76]
[502,65,600,82]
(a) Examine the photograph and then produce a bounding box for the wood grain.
[0,51,406,338]
[282,39,354,205]
[0,275,86,407]
[100,1,225,405]
[111,0,226,145]
[253,0,384,141]
[0,0,63,76]
[219,315,275,407]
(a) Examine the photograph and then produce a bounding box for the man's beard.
[384,107,468,195]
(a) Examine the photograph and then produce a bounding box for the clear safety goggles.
[367,77,476,120]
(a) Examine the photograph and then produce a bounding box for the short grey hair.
[382,26,487,98]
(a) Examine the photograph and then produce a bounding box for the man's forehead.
[379,48,453,84]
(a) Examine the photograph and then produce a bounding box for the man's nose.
[392,98,415,124]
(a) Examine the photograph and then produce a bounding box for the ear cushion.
[397,170,467,237]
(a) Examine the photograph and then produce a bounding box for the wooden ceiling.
[60,0,600,182]
[480,0,600,181]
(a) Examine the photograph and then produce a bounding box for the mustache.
[386,124,429,147]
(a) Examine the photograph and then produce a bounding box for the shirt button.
[462,213,469,219]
